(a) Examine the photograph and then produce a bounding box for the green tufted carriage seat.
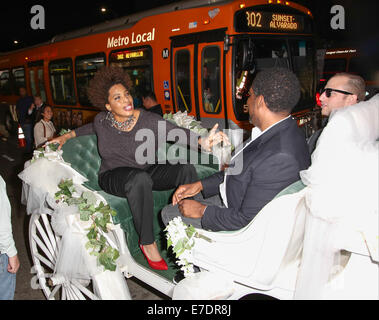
[61,134,218,281]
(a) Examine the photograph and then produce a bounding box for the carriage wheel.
[29,213,101,300]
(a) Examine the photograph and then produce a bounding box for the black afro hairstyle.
[252,67,300,113]
[87,66,133,110]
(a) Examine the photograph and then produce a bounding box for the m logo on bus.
[162,49,169,59]
[30,5,45,30]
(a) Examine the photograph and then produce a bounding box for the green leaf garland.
[55,179,119,272]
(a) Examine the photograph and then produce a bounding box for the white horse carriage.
[21,97,378,300]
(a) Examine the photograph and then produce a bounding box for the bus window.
[110,47,153,107]
[254,39,290,70]
[0,70,11,95]
[75,53,105,106]
[12,67,26,93]
[233,37,316,120]
[202,46,221,114]
[349,57,375,81]
[324,58,346,74]
[29,70,37,96]
[289,40,316,110]
[38,69,47,102]
[175,50,192,113]
[233,38,290,121]
[49,59,76,105]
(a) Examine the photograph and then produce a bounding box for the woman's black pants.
[98,164,198,245]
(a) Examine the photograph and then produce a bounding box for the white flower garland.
[32,142,64,162]
[164,111,234,166]
[165,217,211,278]
[164,111,209,136]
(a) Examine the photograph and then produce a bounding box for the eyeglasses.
[244,88,256,99]
[321,88,353,98]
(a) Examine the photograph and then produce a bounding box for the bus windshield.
[234,37,316,121]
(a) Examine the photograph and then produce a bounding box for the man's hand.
[178,200,206,219]
[8,255,20,274]
[172,181,203,205]
[199,123,230,152]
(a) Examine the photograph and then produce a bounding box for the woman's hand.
[172,181,203,205]
[46,131,76,150]
[199,123,230,152]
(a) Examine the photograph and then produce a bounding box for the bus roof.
[1,0,231,56]
[1,0,312,57]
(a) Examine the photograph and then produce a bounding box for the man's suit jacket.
[142,104,163,117]
[31,103,46,124]
[307,118,329,154]
[200,117,311,231]
[16,95,34,125]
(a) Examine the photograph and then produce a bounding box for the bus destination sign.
[110,49,146,62]
[235,10,306,33]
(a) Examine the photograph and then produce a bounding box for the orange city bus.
[0,0,317,138]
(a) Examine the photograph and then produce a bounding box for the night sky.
[0,0,378,54]
[0,0,180,52]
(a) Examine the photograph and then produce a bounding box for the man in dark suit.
[29,95,46,124]
[161,67,311,231]
[16,87,34,153]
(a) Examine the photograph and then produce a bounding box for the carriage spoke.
[62,284,72,300]
[35,219,57,261]
[37,272,54,279]
[34,252,55,270]
[65,283,79,300]
[48,284,62,300]
[69,282,87,300]
[32,233,55,264]
[41,214,59,260]
[61,286,67,300]
[71,279,100,300]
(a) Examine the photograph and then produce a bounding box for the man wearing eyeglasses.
[308,73,366,153]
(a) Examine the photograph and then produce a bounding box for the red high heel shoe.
[139,244,168,270]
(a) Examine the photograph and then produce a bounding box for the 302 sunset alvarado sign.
[107,28,155,48]
[244,11,303,31]
[235,9,310,33]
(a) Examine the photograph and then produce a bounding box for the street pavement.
[0,134,166,300]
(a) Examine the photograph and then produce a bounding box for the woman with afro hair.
[50,66,228,270]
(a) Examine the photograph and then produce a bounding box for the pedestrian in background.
[34,105,56,148]
[141,91,163,116]
[15,87,34,153]
[29,95,47,127]
[0,175,20,300]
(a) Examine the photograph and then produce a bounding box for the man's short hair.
[334,72,366,102]
[142,90,157,101]
[252,67,300,113]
